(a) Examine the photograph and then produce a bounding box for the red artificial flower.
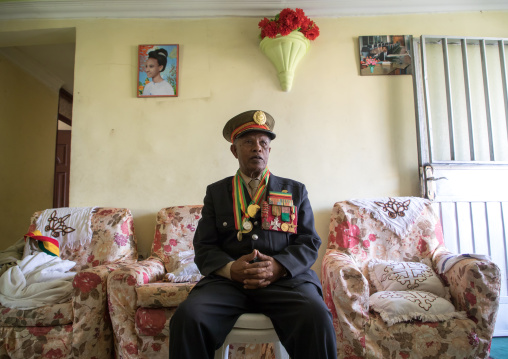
[301,22,320,40]
[279,24,293,36]
[258,8,319,40]
[278,8,301,31]
[262,21,279,39]
[258,17,271,29]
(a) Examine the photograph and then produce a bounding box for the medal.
[242,219,253,232]
[281,223,289,232]
[247,204,260,218]
[232,169,270,233]
[272,205,282,217]
[237,231,242,241]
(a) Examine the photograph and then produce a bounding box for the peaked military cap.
[223,110,276,143]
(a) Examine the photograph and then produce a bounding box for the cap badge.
[253,111,267,126]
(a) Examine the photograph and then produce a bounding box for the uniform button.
[223,222,227,227]
[252,234,259,240]
[254,221,258,226]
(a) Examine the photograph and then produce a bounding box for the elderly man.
[169,110,336,358]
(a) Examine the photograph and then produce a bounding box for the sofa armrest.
[321,249,369,357]
[108,257,165,359]
[71,262,127,358]
[432,247,501,357]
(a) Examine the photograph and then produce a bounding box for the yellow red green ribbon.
[232,168,270,231]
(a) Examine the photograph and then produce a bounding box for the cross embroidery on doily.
[374,198,411,219]
[45,210,76,238]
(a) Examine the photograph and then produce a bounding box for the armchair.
[108,205,280,359]
[322,198,501,359]
[0,207,137,358]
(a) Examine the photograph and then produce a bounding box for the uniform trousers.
[169,276,337,359]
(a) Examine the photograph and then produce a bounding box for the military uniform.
[169,111,336,359]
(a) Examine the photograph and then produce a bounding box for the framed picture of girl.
[137,44,179,97]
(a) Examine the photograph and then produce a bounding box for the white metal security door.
[411,35,508,336]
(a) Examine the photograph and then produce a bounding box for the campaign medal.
[261,191,298,234]
[281,206,290,222]
[242,219,253,233]
[272,205,282,217]
[247,204,260,218]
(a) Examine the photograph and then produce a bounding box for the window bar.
[501,202,508,289]
[484,202,492,257]
[411,37,430,166]
[420,36,434,162]
[480,39,495,161]
[499,40,508,144]
[461,39,476,160]
[442,38,456,160]
[454,202,461,252]
[470,202,476,253]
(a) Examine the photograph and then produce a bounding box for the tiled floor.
[490,337,508,359]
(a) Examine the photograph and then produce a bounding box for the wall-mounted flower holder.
[260,31,310,92]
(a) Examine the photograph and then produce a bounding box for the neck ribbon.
[232,168,270,231]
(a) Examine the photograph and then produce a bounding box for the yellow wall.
[0,55,57,244]
[1,12,507,273]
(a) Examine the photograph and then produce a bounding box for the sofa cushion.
[369,290,467,326]
[368,259,448,298]
[151,206,203,273]
[0,301,72,327]
[136,282,196,308]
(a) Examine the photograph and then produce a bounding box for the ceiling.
[0,0,507,20]
[0,0,507,96]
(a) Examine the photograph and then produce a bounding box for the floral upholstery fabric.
[108,205,277,359]
[321,199,501,359]
[0,207,137,359]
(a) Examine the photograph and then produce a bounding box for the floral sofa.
[0,207,137,359]
[322,198,501,359]
[108,205,278,359]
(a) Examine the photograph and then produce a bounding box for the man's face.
[231,132,271,178]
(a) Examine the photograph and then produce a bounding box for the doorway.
[0,28,76,249]
[54,88,73,208]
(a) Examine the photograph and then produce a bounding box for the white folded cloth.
[436,252,491,274]
[349,197,429,238]
[35,207,96,249]
[0,252,76,309]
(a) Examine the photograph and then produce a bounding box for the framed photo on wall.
[137,44,179,97]
[359,35,412,76]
